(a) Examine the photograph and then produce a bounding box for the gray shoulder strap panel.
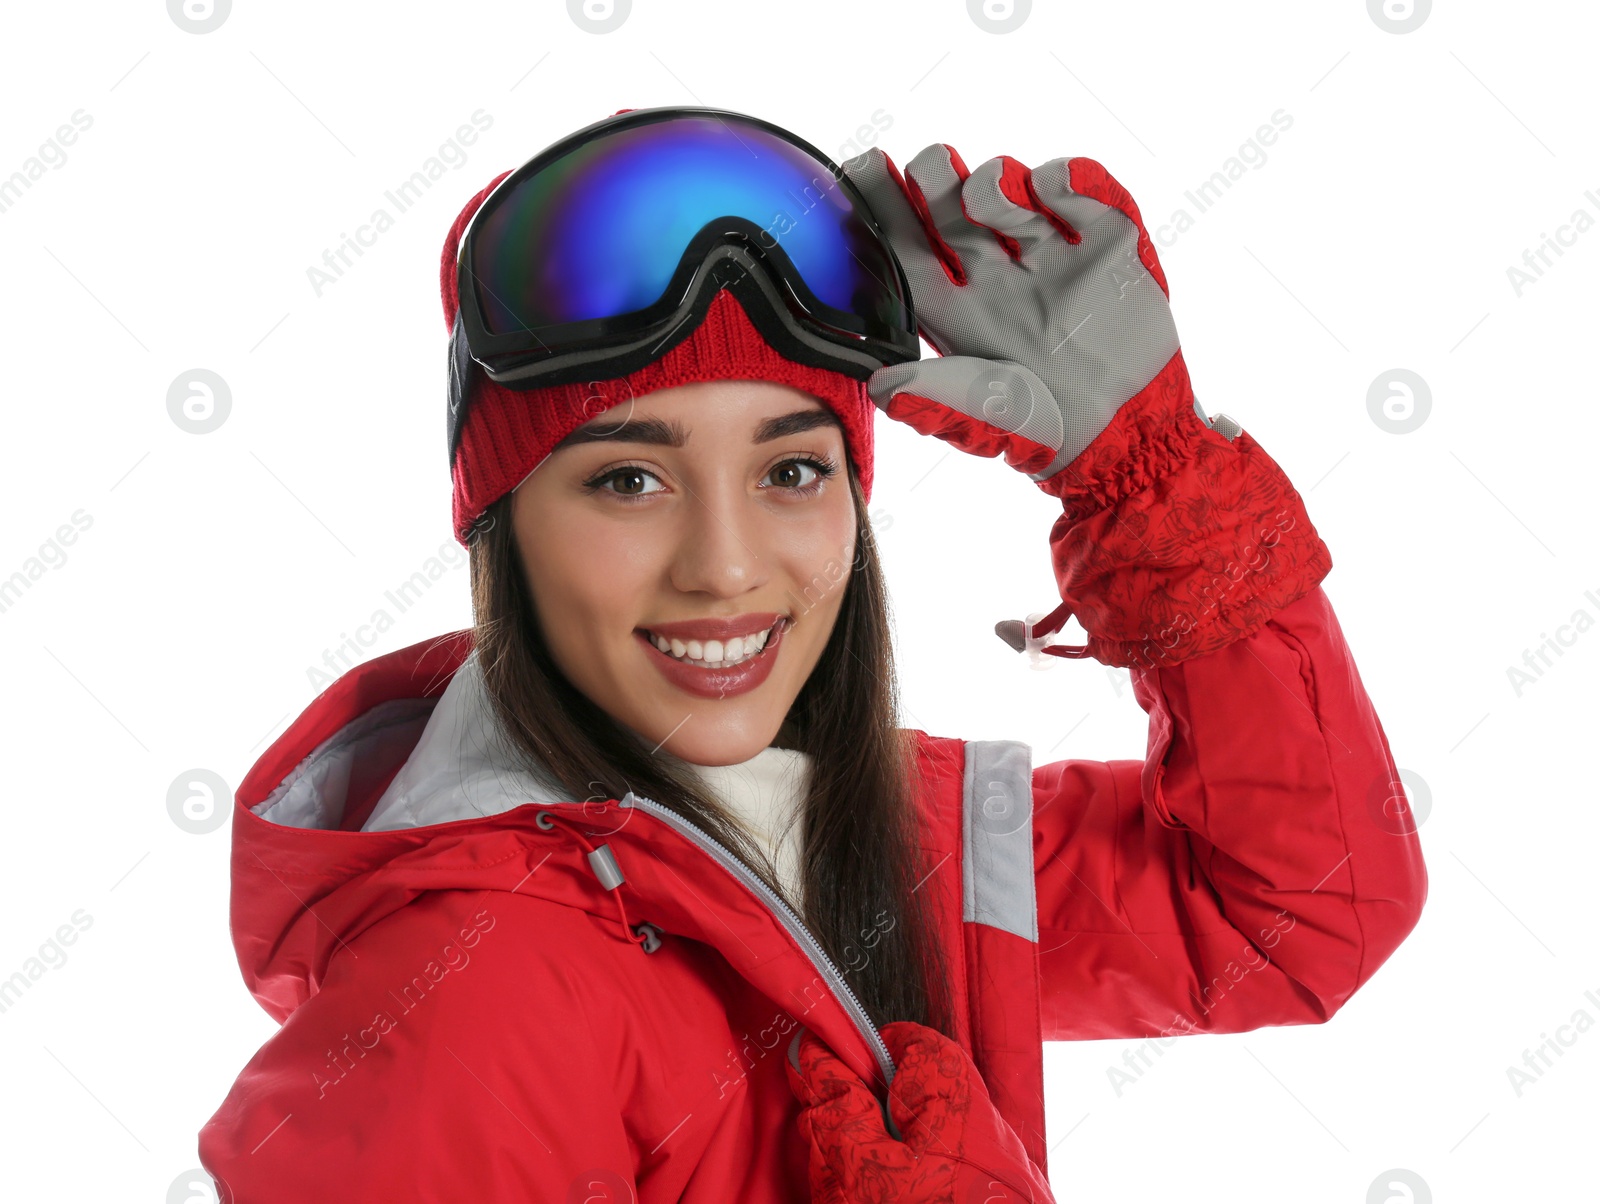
[961,739,1038,944]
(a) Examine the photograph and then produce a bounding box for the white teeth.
[646,625,777,668]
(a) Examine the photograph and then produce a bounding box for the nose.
[667,478,770,599]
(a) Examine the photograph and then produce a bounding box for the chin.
[657,712,784,768]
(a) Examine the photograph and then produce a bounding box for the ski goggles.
[449,106,920,443]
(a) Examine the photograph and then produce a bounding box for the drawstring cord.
[995,597,1094,662]
[535,810,663,953]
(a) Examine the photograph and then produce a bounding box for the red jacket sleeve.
[198,891,636,1202]
[1032,584,1429,1039]
[1028,378,1427,1040]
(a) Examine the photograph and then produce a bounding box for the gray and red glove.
[842,144,1331,668]
[786,1020,1056,1203]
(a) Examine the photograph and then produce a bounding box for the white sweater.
[363,652,810,908]
[675,745,809,909]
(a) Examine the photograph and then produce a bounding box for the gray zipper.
[620,790,896,1091]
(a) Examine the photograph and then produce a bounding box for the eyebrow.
[554,407,841,451]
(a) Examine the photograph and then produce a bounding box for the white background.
[1,1,1594,1200]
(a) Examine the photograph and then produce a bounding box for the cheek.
[776,501,857,607]
[515,505,659,645]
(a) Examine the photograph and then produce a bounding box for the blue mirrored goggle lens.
[468,115,906,339]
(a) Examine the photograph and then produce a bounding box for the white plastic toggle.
[1021,611,1057,671]
[994,613,1067,669]
[1208,412,1243,441]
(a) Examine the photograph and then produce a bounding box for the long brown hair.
[467,460,955,1036]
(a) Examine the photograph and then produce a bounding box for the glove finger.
[869,357,1064,477]
[787,1028,893,1136]
[882,1025,1059,1200]
[1030,156,1171,299]
[880,1021,973,1159]
[839,147,960,302]
[959,155,1084,266]
[1018,157,1118,237]
[902,142,1013,276]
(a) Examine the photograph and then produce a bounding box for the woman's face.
[510,379,857,767]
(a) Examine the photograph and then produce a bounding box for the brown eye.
[584,465,666,500]
[767,459,820,490]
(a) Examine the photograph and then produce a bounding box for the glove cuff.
[1037,349,1205,520]
[1039,354,1333,668]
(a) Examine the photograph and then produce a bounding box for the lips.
[637,612,786,643]
[635,614,789,700]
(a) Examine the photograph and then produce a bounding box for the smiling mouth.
[636,617,789,669]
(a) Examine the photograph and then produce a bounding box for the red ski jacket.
[198,584,1426,1201]
[198,411,1428,1201]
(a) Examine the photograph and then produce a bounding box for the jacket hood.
[226,631,888,1087]
[305,646,571,834]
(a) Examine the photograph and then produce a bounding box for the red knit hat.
[441,167,877,545]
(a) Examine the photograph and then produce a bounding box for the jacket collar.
[228,630,890,1089]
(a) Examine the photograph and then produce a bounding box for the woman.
[198,107,1428,1202]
